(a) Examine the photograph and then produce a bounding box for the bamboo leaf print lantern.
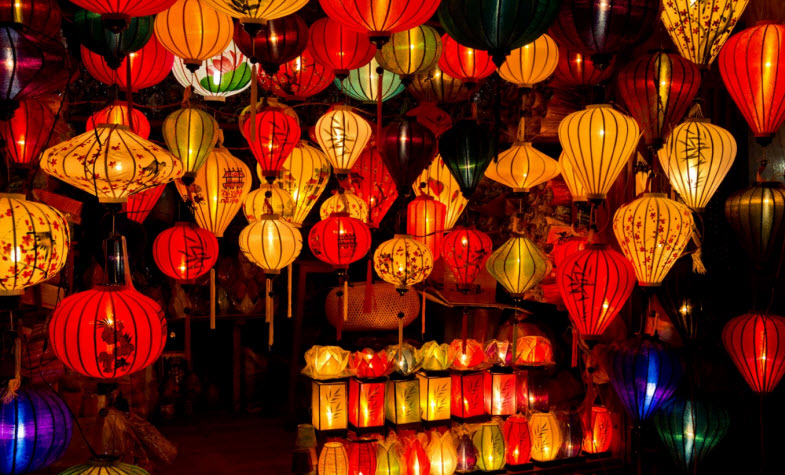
[318,0,441,46]
[58,458,151,475]
[319,442,349,475]
[503,414,531,465]
[162,107,220,180]
[244,106,301,183]
[233,14,308,74]
[316,106,373,179]
[418,373,452,423]
[385,378,421,425]
[498,34,559,88]
[349,349,390,428]
[122,184,164,224]
[172,40,252,101]
[243,184,294,222]
[472,422,505,471]
[40,125,183,203]
[309,17,375,78]
[485,119,560,192]
[654,398,730,472]
[304,346,350,431]
[413,155,468,230]
[350,146,398,229]
[81,35,174,91]
[87,103,151,139]
[439,120,497,199]
[722,312,785,393]
[336,57,406,103]
[529,412,563,462]
[377,26,443,80]
[428,431,457,475]
[259,49,335,100]
[557,153,587,202]
[0,99,54,167]
[373,234,434,294]
[407,65,478,104]
[486,234,550,300]
[320,190,369,222]
[153,222,219,280]
[484,370,517,416]
[582,405,613,454]
[724,182,785,271]
[442,226,493,293]
[276,141,331,227]
[613,194,694,287]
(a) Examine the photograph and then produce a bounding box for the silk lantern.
[379,118,438,197]
[657,257,711,344]
[503,414,531,465]
[442,226,492,293]
[162,108,220,180]
[81,35,173,91]
[613,193,694,287]
[553,47,616,87]
[244,107,300,182]
[0,0,62,38]
[153,222,219,280]
[73,9,153,69]
[662,0,748,68]
[377,26,442,81]
[336,57,405,103]
[557,153,587,202]
[309,18,375,78]
[421,341,453,372]
[258,49,335,100]
[318,0,441,46]
[723,312,785,393]
[472,423,505,471]
[550,234,588,269]
[485,340,514,368]
[486,235,550,300]
[616,51,701,148]
[385,378,421,425]
[243,184,294,222]
[557,412,583,458]
[449,339,485,371]
[654,398,730,472]
[407,65,477,104]
[347,439,377,475]
[724,182,785,271]
[403,437,429,475]
[450,342,485,419]
[58,459,151,475]
[583,405,613,454]
[319,442,349,475]
[87,103,151,139]
[309,214,372,273]
[122,184,164,223]
[407,196,446,260]
[428,431,457,475]
[277,141,331,227]
[69,0,175,31]
[498,34,559,88]
[485,118,560,192]
[315,106,373,178]
[438,34,495,84]
[239,216,302,273]
[0,99,54,167]
[233,14,307,74]
[418,372,451,422]
[414,156,468,230]
[172,40,252,101]
[203,0,307,32]
[439,120,496,198]
[373,235,433,294]
[320,190,368,222]
[349,146,398,229]
[557,244,636,338]
[376,438,404,475]
[528,412,563,462]
[456,434,477,472]
[558,104,640,201]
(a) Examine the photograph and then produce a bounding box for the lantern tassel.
[343,279,348,322]
[512,319,518,366]
[2,315,20,404]
[266,277,273,347]
[209,268,216,330]
[287,263,293,318]
[571,326,579,368]
[421,289,426,336]
[363,259,374,314]
[690,228,706,275]
[250,64,258,143]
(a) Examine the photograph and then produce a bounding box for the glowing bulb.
[212,69,220,86]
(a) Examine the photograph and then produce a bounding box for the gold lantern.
[613,193,694,286]
[417,371,451,422]
[558,104,640,201]
[413,155,468,230]
[407,65,477,104]
[377,25,443,79]
[557,152,588,202]
[315,106,373,178]
[485,119,560,192]
[428,431,458,475]
[303,345,351,431]
[374,234,434,293]
[162,107,220,180]
[486,235,550,300]
[420,341,453,371]
[320,190,369,222]
[529,412,563,462]
[0,194,70,295]
[385,378,421,425]
[203,0,308,26]
[319,441,349,474]
[239,216,303,274]
[376,437,405,475]
[175,146,252,237]
[303,345,351,379]
[269,141,330,228]
[498,34,559,88]
[472,422,506,471]
[243,184,294,222]
[40,125,183,203]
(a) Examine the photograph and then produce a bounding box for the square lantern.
[484,370,517,416]
[417,372,451,422]
[348,377,386,429]
[311,379,348,431]
[451,371,485,419]
[385,378,421,425]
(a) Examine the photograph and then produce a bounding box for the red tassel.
[363,259,374,314]
[571,327,579,368]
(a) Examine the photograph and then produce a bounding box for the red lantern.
[553,47,616,87]
[451,371,484,419]
[318,0,440,46]
[308,214,372,272]
[551,235,588,269]
[309,18,376,78]
[378,118,438,196]
[441,226,492,292]
[349,145,398,228]
[407,195,446,260]
[719,23,785,145]
[404,437,430,475]
[0,0,62,38]
[258,49,335,100]
[348,439,377,475]
[153,222,219,280]
[0,99,54,167]
[557,244,635,338]
[449,339,485,370]
[582,405,613,454]
[503,413,531,465]
[350,348,392,379]
[616,50,701,148]
[122,184,164,223]
[81,35,173,91]
[233,14,308,74]
[70,0,175,28]
[86,102,151,139]
[722,311,785,393]
[349,377,386,428]
[244,107,301,182]
[438,33,495,84]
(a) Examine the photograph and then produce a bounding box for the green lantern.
[376,439,404,475]
[438,120,496,198]
[162,107,220,181]
[385,378,421,425]
[377,25,443,80]
[335,57,405,103]
[654,398,730,472]
[472,422,506,471]
[74,9,153,69]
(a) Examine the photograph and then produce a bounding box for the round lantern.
[0,387,72,475]
[485,118,560,192]
[0,99,54,167]
[658,113,737,211]
[486,234,550,300]
[442,226,493,292]
[503,414,531,465]
[662,0,749,68]
[175,146,252,237]
[59,458,151,475]
[438,33,496,84]
[528,412,563,462]
[413,155,468,230]
[551,234,588,268]
[243,184,294,222]
[582,405,613,454]
[203,0,307,29]
[276,141,331,227]
[616,51,702,148]
[233,14,307,74]
[379,118,438,196]
[723,312,785,393]
[74,9,153,69]
[428,431,457,475]
[87,103,151,139]
[70,0,175,31]
[407,65,478,104]
[244,107,300,183]
[258,49,335,101]
[320,190,368,222]
[349,146,398,228]
[439,120,496,198]
[309,18,376,78]
[153,222,219,280]
[318,0,440,46]
[0,0,62,39]
[41,125,183,203]
[318,442,349,475]
[608,336,681,422]
[153,0,233,72]
[347,439,376,475]
[558,104,640,201]
[336,57,405,103]
[472,423,505,471]
[373,234,433,293]
[407,195,446,260]
[315,106,373,178]
[498,34,559,88]
[724,182,785,271]
[613,193,695,287]
[377,25,442,80]
[654,398,730,472]
[239,215,303,274]
[438,0,559,67]
[719,23,785,145]
[240,98,299,138]
[557,153,587,202]
[81,35,174,91]
[557,244,636,338]
[553,47,616,87]
[122,184,164,223]
[172,40,252,102]
[162,107,220,180]
[309,214,372,271]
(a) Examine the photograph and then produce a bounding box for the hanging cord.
[2,312,20,403]
[760,393,766,473]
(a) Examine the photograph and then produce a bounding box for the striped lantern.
[59,458,151,475]
[320,190,368,222]
[486,234,550,300]
[336,57,405,103]
[308,17,375,78]
[485,118,560,192]
[0,99,54,167]
[552,47,616,87]
[442,226,493,293]
[272,141,330,227]
[724,182,785,271]
[379,118,438,197]
[122,184,164,223]
[438,33,496,84]
[377,25,443,80]
[152,222,219,280]
[87,103,151,139]
[244,106,300,183]
[258,49,335,101]
[0,0,62,38]
[80,35,173,91]
[413,155,467,230]
[203,0,308,27]
[162,107,220,180]
[498,34,559,88]
[407,64,478,104]
[315,106,373,177]
[722,312,785,393]
[243,184,294,222]
[407,195,446,260]
[373,234,433,293]
[239,215,302,275]
[233,14,308,74]
[654,398,730,472]
[318,0,440,46]
[557,152,587,202]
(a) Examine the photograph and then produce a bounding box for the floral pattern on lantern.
[529,412,563,462]
[503,413,531,465]
[498,34,559,88]
[722,312,785,393]
[349,376,384,429]
[485,118,560,192]
[583,405,613,454]
[320,190,369,222]
[0,99,54,167]
[414,156,468,230]
[258,49,335,100]
[451,371,484,419]
[486,235,550,299]
[172,40,251,101]
[442,226,492,293]
[275,141,331,227]
[374,235,433,293]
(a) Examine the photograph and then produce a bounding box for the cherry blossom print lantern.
[442,226,492,293]
[374,234,433,294]
[172,40,252,101]
[258,49,335,101]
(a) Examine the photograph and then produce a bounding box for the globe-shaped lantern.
[309,18,375,78]
[276,141,331,227]
[438,33,496,84]
[551,234,588,268]
[309,214,372,275]
[498,33,559,88]
[172,40,252,102]
[233,14,307,74]
[553,47,616,87]
[81,35,174,91]
[439,120,496,198]
[320,190,368,222]
[70,0,175,32]
[377,25,442,81]
[0,99,54,167]
[243,184,294,222]
[413,155,468,230]
[723,312,785,393]
[349,146,398,229]
[86,103,151,139]
[378,118,438,197]
[486,234,550,300]
[239,98,298,140]
[407,195,446,260]
[59,458,151,475]
[472,423,506,471]
[503,414,531,465]
[73,9,153,69]
[407,65,478,104]
[203,0,308,31]
[162,107,220,180]
[122,184,164,224]
[315,106,373,179]
[557,152,588,202]
[442,226,492,293]
[0,0,62,39]
[244,106,300,183]
[258,49,335,101]
[336,57,405,103]
[318,0,441,46]
[654,398,730,472]
[374,234,433,294]
[724,182,785,271]
[485,118,560,192]
[153,222,219,280]
[239,215,303,274]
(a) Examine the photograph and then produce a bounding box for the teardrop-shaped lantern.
[233,14,307,74]
[244,106,301,183]
[377,25,442,81]
[276,141,331,227]
[407,65,478,104]
[654,398,730,472]
[553,47,616,87]
[153,222,219,280]
[162,107,220,180]
[438,33,496,84]
[81,34,173,91]
[378,118,438,197]
[557,152,588,202]
[724,182,785,271]
[318,0,441,46]
[336,57,405,103]
[315,106,373,179]
[374,234,434,293]
[413,155,468,230]
[551,234,588,268]
[442,226,493,293]
[243,184,294,222]
[239,215,303,274]
[349,146,398,229]
[74,9,153,69]
[320,190,369,222]
[122,184,164,223]
[498,34,559,88]
[485,118,560,192]
[309,17,376,78]
[0,0,62,39]
[0,99,54,167]
[439,120,496,198]
[172,40,252,101]
[486,234,550,300]
[407,195,446,260]
[657,257,711,344]
[723,311,785,393]
[258,49,335,101]
[87,102,151,139]
[309,214,372,272]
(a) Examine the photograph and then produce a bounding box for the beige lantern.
[557,152,588,202]
[498,34,559,88]
[486,234,550,300]
[412,155,468,230]
[239,216,303,274]
[428,431,458,475]
[315,106,373,177]
[243,184,294,222]
[485,118,560,192]
[373,234,433,294]
[320,190,369,222]
[271,141,331,227]
[162,107,220,180]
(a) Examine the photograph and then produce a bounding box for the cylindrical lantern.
[309,18,376,78]
[0,0,62,38]
[557,153,587,202]
[374,234,433,293]
[439,120,496,198]
[407,65,477,104]
[484,370,517,416]
[171,40,252,101]
[385,378,421,424]
[557,412,583,459]
[81,35,173,91]
[438,33,496,84]
[319,442,349,475]
[244,107,300,182]
[529,412,563,462]
[442,226,492,292]
[0,99,54,167]
[87,103,151,139]
[407,195,446,260]
[122,184,164,224]
[239,216,303,274]
[428,431,457,475]
[162,107,220,179]
[349,146,398,228]
[232,14,307,73]
[276,141,331,227]
[724,182,785,271]
[654,398,730,472]
[498,34,559,88]
[243,184,294,222]
[58,458,151,475]
[503,414,531,466]
[153,222,219,280]
[472,423,505,471]
[722,312,785,393]
[582,405,613,454]
[318,0,440,45]
[309,214,372,271]
[74,9,153,69]
[486,235,550,300]
[336,57,405,103]
[553,47,616,87]
[258,49,335,100]
[348,439,377,475]
[414,155,468,230]
[485,118,560,192]
[320,190,369,222]
[377,25,442,80]
[315,106,373,177]
[379,118,438,197]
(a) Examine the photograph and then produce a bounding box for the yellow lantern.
[417,371,451,422]
[407,65,477,104]
[472,422,506,471]
[385,378,421,425]
[558,104,640,201]
[318,441,349,475]
[373,234,434,293]
[376,438,405,475]
[303,345,351,431]
[420,341,453,371]
[498,34,559,88]
[203,0,307,28]
[303,345,351,379]
[162,108,220,180]
[315,106,373,178]
[320,190,369,222]
[377,25,443,79]
[428,431,458,475]
[413,155,468,230]
[154,0,234,72]
[529,412,563,462]
[243,184,294,222]
[557,152,587,202]
[175,146,251,237]
[272,141,331,227]
[0,194,70,296]
[239,215,303,273]
[658,110,737,211]
[485,118,560,192]
[41,125,183,203]
[484,371,517,416]
[612,193,694,286]
[486,235,550,300]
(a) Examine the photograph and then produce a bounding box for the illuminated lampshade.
[472,422,505,471]
[153,0,233,72]
[608,336,681,421]
[557,153,587,202]
[74,9,153,69]
[407,65,478,104]
[724,182,785,271]
[420,341,452,372]
[162,107,220,179]
[407,195,446,260]
[403,437,429,475]
[616,51,701,148]
[498,34,559,88]
[385,379,421,425]
[309,214,372,271]
[428,432,457,475]
[315,106,373,177]
[122,184,164,224]
[0,387,72,474]
[347,439,377,475]
[448,339,485,372]
[486,235,550,299]
[662,0,748,68]
[349,146,398,228]
[239,216,303,274]
[309,18,375,78]
[0,0,62,38]
[376,438,404,475]
[553,47,616,87]
[551,235,588,269]
[70,0,175,29]
[438,33,495,84]
[303,345,351,379]
[503,414,531,465]
[582,405,613,454]
[172,40,251,101]
[418,371,451,422]
[244,107,300,183]
[276,141,331,227]
[455,434,477,472]
[386,342,422,377]
[203,0,307,28]
[311,382,349,430]
[658,112,737,212]
[241,97,300,141]
[379,118,438,197]
[258,49,335,100]
[654,398,729,472]
[413,156,467,230]
[442,226,492,292]
[515,336,554,366]
[484,370,517,416]
[485,118,560,192]
[153,222,219,280]
[233,14,307,74]
[439,120,496,198]
[612,193,694,287]
[320,190,369,222]
[336,57,405,103]
[350,348,392,379]
[87,103,150,139]
[175,146,252,237]
[657,257,710,345]
[374,234,433,293]
[558,104,639,201]
[0,99,54,167]
[318,0,440,45]
[41,125,182,203]
[81,35,173,91]
[349,376,386,429]
[528,412,563,462]
[484,340,514,368]
[377,26,442,80]
[58,458,151,475]
[319,442,349,475]
[557,244,636,338]
[243,184,294,222]
[557,412,583,458]
[723,312,785,393]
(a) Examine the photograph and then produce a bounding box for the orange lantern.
[503,413,531,465]
[407,195,446,260]
[0,99,54,167]
[87,103,151,139]
[582,405,614,454]
[153,222,219,280]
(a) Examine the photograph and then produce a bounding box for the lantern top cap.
[393,234,414,239]
[0,193,26,200]
[586,104,613,110]
[323,441,344,448]
[261,213,283,220]
[754,181,785,188]
[641,192,668,198]
[328,212,352,218]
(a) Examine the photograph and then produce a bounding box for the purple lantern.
[456,433,477,472]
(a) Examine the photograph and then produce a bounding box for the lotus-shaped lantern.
[515,336,554,366]
[302,345,351,379]
[350,348,392,379]
[448,339,486,371]
[484,339,514,367]
[420,341,453,371]
[385,342,422,376]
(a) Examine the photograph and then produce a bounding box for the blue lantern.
[654,398,730,472]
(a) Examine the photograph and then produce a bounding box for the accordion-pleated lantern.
[325,282,419,331]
